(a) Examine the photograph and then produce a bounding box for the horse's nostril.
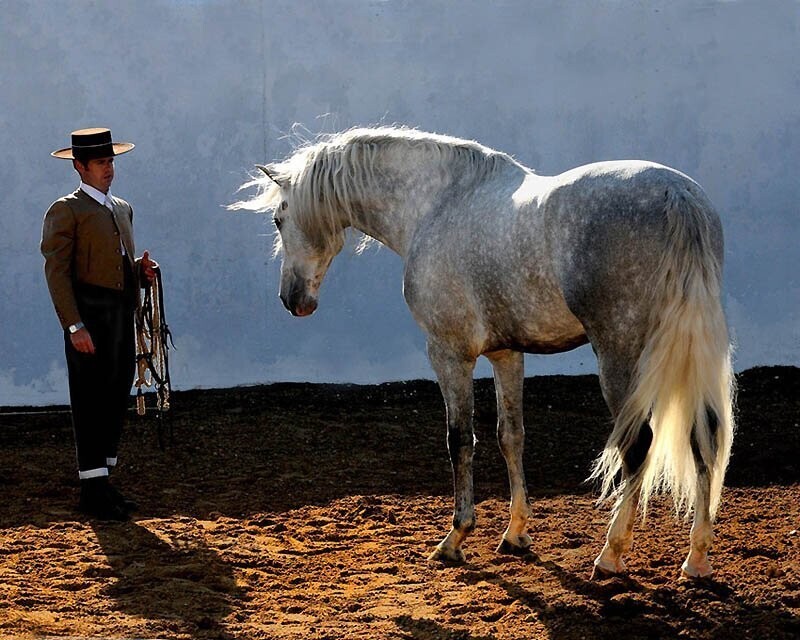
[293,299,315,317]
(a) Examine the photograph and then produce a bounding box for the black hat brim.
[51,142,135,160]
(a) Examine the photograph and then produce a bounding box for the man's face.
[75,156,114,193]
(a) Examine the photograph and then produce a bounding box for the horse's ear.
[256,164,284,188]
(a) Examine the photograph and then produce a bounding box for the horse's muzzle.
[280,292,318,317]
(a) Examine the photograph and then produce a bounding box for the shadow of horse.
[449,553,799,640]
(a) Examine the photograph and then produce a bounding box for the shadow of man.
[91,520,242,639]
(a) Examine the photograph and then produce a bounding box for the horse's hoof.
[590,564,618,580]
[428,545,466,564]
[497,537,531,556]
[681,560,713,579]
[591,557,625,580]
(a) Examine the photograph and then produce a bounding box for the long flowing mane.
[230,126,523,252]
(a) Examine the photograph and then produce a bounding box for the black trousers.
[64,276,136,477]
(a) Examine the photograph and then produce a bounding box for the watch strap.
[68,322,85,334]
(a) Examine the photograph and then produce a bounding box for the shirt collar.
[80,182,114,209]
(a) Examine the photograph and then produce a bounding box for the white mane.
[230,126,521,253]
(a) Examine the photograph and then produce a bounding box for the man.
[41,127,156,521]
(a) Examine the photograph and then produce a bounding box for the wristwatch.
[68,322,84,334]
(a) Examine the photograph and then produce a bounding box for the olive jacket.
[41,188,140,330]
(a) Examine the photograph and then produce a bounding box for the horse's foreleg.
[487,350,531,555]
[427,341,476,563]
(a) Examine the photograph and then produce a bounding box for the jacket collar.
[79,182,114,208]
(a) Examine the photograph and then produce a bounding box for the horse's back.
[543,160,711,226]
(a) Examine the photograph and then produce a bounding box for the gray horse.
[232,126,735,578]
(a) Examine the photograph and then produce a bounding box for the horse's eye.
[280,201,288,211]
[273,217,283,230]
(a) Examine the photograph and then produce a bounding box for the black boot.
[106,482,139,515]
[106,465,138,514]
[78,476,129,521]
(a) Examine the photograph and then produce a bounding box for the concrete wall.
[1,0,798,405]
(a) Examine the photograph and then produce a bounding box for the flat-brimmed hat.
[51,127,134,160]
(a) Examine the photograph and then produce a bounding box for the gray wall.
[1,0,798,405]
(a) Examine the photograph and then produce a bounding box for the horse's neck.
[349,203,416,257]
[345,147,465,257]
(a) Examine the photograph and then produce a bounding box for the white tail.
[592,187,735,518]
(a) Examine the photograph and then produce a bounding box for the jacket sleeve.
[41,200,81,329]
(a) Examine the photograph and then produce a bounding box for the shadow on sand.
[90,520,242,639]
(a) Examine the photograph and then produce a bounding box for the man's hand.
[140,250,158,284]
[70,327,95,354]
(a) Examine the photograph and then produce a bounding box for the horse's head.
[257,164,345,317]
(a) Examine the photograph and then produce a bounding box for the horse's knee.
[447,426,475,465]
[447,426,461,456]
[623,421,653,475]
[447,426,474,459]
[497,421,523,454]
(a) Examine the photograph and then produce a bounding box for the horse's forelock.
[229,171,283,214]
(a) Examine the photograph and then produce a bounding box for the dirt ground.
[0,365,798,640]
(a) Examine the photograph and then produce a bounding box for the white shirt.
[80,182,126,256]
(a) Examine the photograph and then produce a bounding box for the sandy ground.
[0,366,798,639]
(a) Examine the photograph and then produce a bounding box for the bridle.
[135,266,174,448]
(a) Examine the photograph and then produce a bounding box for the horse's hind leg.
[593,421,652,577]
[486,350,532,554]
[682,471,713,578]
[591,353,652,578]
[682,410,718,578]
[427,340,477,563]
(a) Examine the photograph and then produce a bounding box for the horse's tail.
[591,185,735,519]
